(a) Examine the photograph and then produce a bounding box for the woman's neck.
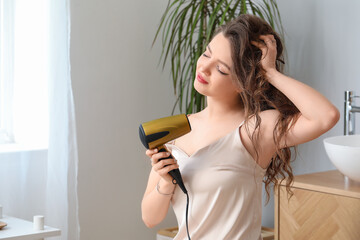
[203,96,244,121]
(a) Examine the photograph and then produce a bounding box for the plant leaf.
[152,0,284,114]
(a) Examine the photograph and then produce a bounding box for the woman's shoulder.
[245,109,280,126]
[186,110,202,119]
[259,109,281,126]
[259,109,280,119]
[186,111,204,127]
[243,110,281,147]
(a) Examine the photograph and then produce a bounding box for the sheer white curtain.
[0,0,79,239]
[45,0,80,239]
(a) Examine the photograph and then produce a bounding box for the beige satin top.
[165,122,267,240]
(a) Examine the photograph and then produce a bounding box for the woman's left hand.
[251,34,277,72]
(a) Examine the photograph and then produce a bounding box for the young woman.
[142,14,339,239]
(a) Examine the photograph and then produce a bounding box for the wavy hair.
[214,14,300,203]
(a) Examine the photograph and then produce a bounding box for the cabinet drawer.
[275,186,360,240]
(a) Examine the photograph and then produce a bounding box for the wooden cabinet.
[274,170,360,240]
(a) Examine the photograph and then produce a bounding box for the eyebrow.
[207,45,231,71]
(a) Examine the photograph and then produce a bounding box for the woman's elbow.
[141,204,160,228]
[142,214,158,229]
[322,107,340,131]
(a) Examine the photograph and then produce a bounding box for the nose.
[198,59,212,76]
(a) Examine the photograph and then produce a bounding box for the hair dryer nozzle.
[139,125,149,149]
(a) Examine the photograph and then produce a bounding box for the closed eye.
[202,49,229,75]
[217,66,229,75]
[202,53,210,58]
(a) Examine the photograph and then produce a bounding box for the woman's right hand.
[145,148,179,184]
[142,148,179,228]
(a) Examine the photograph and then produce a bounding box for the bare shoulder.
[240,109,281,168]
[259,109,281,122]
[175,112,201,144]
[245,109,281,132]
[185,111,204,133]
[187,111,201,122]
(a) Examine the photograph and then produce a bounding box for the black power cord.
[158,149,191,239]
[185,192,191,240]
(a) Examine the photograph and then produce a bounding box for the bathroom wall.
[276,0,360,177]
[70,0,360,238]
[261,0,360,227]
[70,0,178,239]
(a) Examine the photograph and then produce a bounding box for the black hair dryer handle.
[158,147,188,194]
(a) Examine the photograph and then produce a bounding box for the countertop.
[278,170,360,199]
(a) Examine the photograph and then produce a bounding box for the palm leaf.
[206,0,227,43]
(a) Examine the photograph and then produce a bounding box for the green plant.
[153,0,283,114]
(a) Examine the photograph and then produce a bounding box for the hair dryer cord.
[185,192,191,240]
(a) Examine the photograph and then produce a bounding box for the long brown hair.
[215,14,300,203]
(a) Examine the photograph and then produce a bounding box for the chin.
[194,81,208,96]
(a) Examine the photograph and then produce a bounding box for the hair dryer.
[139,114,191,194]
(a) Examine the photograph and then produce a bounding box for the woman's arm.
[252,35,340,148]
[141,149,178,228]
[265,69,340,147]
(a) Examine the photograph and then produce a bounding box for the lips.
[197,74,208,84]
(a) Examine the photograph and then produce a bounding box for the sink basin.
[323,135,360,182]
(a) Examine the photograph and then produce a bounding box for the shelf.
[0,215,61,240]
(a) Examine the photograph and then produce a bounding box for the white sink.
[323,135,360,182]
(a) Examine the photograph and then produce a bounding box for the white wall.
[70,0,178,239]
[70,0,360,238]
[261,0,360,228]
[277,0,360,178]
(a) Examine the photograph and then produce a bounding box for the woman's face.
[194,33,240,100]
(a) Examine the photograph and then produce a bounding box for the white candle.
[33,215,45,230]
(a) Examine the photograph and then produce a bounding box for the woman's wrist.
[156,179,176,196]
[265,68,281,83]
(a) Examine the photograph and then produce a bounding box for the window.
[0,0,49,148]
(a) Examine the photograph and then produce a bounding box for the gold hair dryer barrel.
[139,114,191,194]
[139,114,191,149]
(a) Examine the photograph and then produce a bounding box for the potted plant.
[153,0,283,114]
